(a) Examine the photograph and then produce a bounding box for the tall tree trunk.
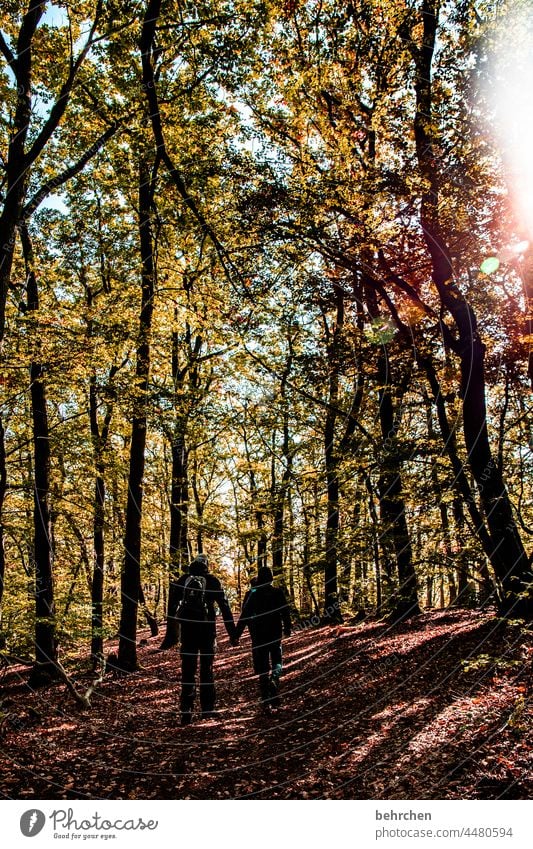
[160,426,189,649]
[243,424,267,570]
[420,356,494,582]
[287,486,296,605]
[0,188,27,343]
[272,336,294,585]
[271,424,290,581]
[62,512,90,619]
[257,510,268,570]
[360,271,419,618]
[423,389,456,604]
[440,502,457,606]
[0,1,44,343]
[0,415,6,607]
[271,433,290,583]
[324,406,342,621]
[20,226,58,685]
[171,436,189,564]
[426,575,433,608]
[91,468,106,659]
[453,497,467,594]
[365,473,383,614]
[272,455,292,583]
[117,158,157,671]
[321,282,345,623]
[190,453,204,553]
[376,452,420,619]
[412,0,532,619]
[0,5,45,603]
[161,305,195,649]
[84,234,119,662]
[370,319,420,619]
[301,507,319,616]
[88,363,115,663]
[30,359,57,678]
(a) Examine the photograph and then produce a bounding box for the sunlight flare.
[490,9,533,238]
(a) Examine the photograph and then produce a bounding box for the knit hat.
[257,566,273,585]
[189,553,209,575]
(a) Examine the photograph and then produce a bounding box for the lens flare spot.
[480,257,500,275]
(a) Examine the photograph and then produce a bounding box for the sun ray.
[490,8,533,240]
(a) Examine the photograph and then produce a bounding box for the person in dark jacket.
[233,566,291,710]
[241,575,257,609]
[174,553,235,725]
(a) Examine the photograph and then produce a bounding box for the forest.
[0,0,532,801]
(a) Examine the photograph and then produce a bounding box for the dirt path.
[1,610,531,799]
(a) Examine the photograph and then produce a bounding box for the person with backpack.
[174,553,236,725]
[233,566,291,711]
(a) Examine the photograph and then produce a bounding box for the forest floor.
[0,608,532,800]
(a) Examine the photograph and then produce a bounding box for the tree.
[116,155,159,672]
[408,0,532,618]
[0,0,113,343]
[19,224,58,683]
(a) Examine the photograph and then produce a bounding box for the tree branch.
[376,249,461,355]
[242,340,375,446]
[25,0,104,166]
[0,30,16,70]
[21,121,120,220]
[54,655,105,710]
[139,0,249,296]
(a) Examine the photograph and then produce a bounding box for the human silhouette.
[175,553,235,725]
[234,566,291,711]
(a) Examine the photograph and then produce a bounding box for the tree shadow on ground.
[0,610,530,799]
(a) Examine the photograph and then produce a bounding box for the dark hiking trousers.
[252,641,283,703]
[180,634,216,714]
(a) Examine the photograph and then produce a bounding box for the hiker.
[174,553,236,725]
[233,566,291,711]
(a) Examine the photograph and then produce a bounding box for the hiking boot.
[181,711,192,726]
[267,677,280,706]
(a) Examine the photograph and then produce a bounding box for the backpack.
[176,575,208,623]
